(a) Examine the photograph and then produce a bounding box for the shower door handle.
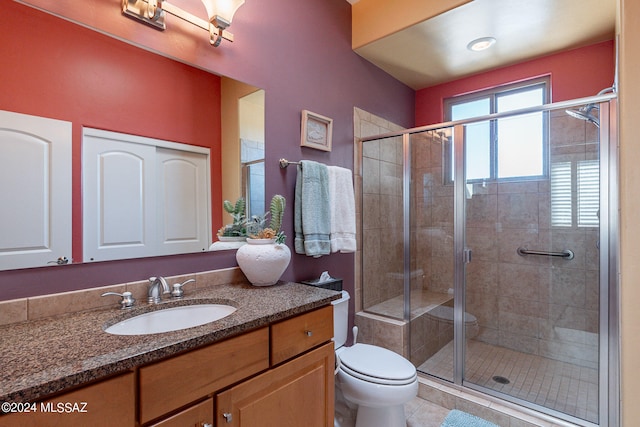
[463,248,472,264]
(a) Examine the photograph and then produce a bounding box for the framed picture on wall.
[300,110,333,152]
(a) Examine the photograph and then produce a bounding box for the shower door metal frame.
[601,99,619,427]
[402,132,411,322]
[452,124,466,386]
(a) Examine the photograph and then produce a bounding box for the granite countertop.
[0,282,341,403]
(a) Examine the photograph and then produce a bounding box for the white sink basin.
[104,304,237,335]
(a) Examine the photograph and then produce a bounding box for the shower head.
[563,86,613,128]
[565,104,600,128]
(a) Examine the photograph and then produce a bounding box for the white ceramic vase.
[235,238,291,286]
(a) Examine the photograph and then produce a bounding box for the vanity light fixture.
[467,36,496,52]
[122,0,245,47]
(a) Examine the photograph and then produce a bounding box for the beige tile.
[354,313,374,344]
[466,261,498,294]
[498,263,540,301]
[406,398,450,427]
[466,228,499,262]
[498,193,539,229]
[0,298,27,325]
[374,317,406,356]
[418,383,456,409]
[196,267,245,289]
[467,193,498,227]
[28,284,126,320]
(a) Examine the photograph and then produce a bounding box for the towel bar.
[279,158,301,169]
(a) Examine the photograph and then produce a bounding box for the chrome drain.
[492,375,510,384]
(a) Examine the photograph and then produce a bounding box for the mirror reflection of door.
[221,81,264,223]
[0,110,72,270]
[239,90,265,218]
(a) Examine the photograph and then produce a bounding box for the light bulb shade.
[201,0,245,25]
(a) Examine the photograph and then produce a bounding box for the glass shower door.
[462,105,603,424]
[409,128,456,382]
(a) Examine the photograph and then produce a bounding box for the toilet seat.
[338,344,417,386]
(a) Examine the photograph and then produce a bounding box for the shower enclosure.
[360,95,618,426]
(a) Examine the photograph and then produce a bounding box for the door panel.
[0,110,71,270]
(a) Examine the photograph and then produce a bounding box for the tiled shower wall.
[410,130,454,296]
[354,107,405,313]
[411,110,600,368]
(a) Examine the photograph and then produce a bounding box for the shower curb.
[417,376,583,427]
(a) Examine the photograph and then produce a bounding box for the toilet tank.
[331,290,350,349]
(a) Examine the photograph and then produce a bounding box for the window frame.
[443,76,551,183]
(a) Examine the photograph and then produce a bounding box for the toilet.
[332,291,418,427]
[425,305,479,339]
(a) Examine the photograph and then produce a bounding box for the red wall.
[416,40,615,125]
[1,0,414,300]
[1,1,222,265]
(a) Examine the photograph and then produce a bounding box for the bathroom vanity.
[0,282,338,427]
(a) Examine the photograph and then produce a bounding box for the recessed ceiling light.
[467,37,496,52]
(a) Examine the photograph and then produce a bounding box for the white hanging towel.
[327,166,356,253]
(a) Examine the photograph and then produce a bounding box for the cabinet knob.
[202,424,213,427]
[223,412,233,423]
[305,330,313,337]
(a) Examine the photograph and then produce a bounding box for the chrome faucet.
[148,276,170,304]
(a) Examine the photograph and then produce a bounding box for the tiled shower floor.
[418,339,599,424]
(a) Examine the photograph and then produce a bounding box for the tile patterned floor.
[406,397,451,427]
[418,340,598,424]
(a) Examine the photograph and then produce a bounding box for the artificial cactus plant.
[218,197,246,237]
[246,194,286,243]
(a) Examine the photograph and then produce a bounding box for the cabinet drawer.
[139,327,269,424]
[150,397,213,427]
[271,305,333,365]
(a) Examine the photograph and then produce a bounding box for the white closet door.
[82,128,210,262]
[156,148,211,255]
[83,132,156,262]
[0,110,71,270]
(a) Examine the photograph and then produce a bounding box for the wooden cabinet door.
[139,328,269,425]
[216,342,334,427]
[150,398,213,427]
[0,372,135,427]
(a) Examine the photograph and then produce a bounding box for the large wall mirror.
[0,1,264,271]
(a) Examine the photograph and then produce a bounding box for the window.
[444,78,549,182]
[551,160,599,228]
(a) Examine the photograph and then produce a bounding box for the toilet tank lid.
[331,290,350,305]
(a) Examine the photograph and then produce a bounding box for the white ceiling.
[353,0,616,90]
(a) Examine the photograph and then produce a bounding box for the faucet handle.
[171,279,196,299]
[101,291,136,309]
